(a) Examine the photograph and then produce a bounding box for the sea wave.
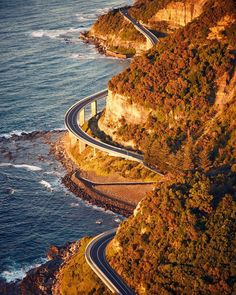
[31,27,86,39]
[0,128,65,139]
[0,163,42,172]
[76,13,97,22]
[85,202,115,215]
[0,130,27,139]
[70,202,80,207]
[1,258,48,282]
[68,52,119,61]
[39,180,53,191]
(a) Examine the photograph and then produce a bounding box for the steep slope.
[85,0,214,56]
[107,172,236,294]
[99,0,236,174]
[103,0,236,294]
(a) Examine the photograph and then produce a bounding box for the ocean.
[0,0,131,282]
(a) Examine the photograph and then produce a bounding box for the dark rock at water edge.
[0,242,80,295]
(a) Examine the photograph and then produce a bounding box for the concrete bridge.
[65,89,163,176]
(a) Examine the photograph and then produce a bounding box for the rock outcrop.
[87,28,147,56]
[98,90,151,147]
[0,242,80,295]
[150,0,208,29]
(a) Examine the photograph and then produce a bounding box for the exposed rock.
[98,90,151,148]
[0,242,81,295]
[88,28,146,53]
[215,69,236,108]
[151,0,208,29]
[207,14,235,41]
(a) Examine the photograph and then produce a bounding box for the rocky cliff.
[99,0,236,174]
[88,25,147,56]
[150,0,208,29]
[98,90,152,148]
[84,9,147,57]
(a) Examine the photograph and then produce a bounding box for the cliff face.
[103,91,149,125]
[98,90,151,147]
[150,0,208,29]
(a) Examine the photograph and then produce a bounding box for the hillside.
[102,0,236,293]
[86,0,214,56]
[98,0,236,175]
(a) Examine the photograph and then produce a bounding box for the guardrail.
[85,229,122,294]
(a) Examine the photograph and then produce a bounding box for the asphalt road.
[120,8,159,45]
[65,89,143,162]
[85,229,135,295]
[66,12,161,294]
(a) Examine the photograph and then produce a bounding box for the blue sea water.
[0,0,131,282]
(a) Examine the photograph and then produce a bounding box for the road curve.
[65,89,164,175]
[85,228,135,295]
[66,11,162,295]
[120,8,158,45]
[65,89,143,162]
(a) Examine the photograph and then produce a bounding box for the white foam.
[85,202,115,215]
[44,171,62,177]
[0,163,42,172]
[0,130,26,139]
[70,202,80,207]
[76,13,97,22]
[31,27,85,39]
[40,180,53,191]
[68,52,119,61]
[10,188,15,195]
[0,128,65,139]
[1,258,48,282]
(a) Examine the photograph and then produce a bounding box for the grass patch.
[108,46,136,57]
[57,237,111,295]
[67,115,160,182]
[70,144,160,182]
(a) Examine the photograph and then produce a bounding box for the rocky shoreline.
[0,129,133,294]
[80,32,128,59]
[50,132,134,217]
[0,241,81,295]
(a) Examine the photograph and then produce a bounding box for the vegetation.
[108,172,236,294]
[56,238,110,295]
[107,46,136,57]
[67,136,160,182]
[61,1,236,294]
[108,0,236,174]
[91,9,145,42]
[102,1,236,294]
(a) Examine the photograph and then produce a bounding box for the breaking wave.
[39,180,53,191]
[68,52,119,61]
[0,128,65,139]
[1,258,48,282]
[0,163,42,172]
[31,27,86,39]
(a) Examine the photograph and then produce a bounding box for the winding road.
[85,228,134,295]
[65,89,144,162]
[65,8,160,295]
[120,8,159,45]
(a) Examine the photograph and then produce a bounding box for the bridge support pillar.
[91,100,97,117]
[79,140,86,154]
[79,108,85,126]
